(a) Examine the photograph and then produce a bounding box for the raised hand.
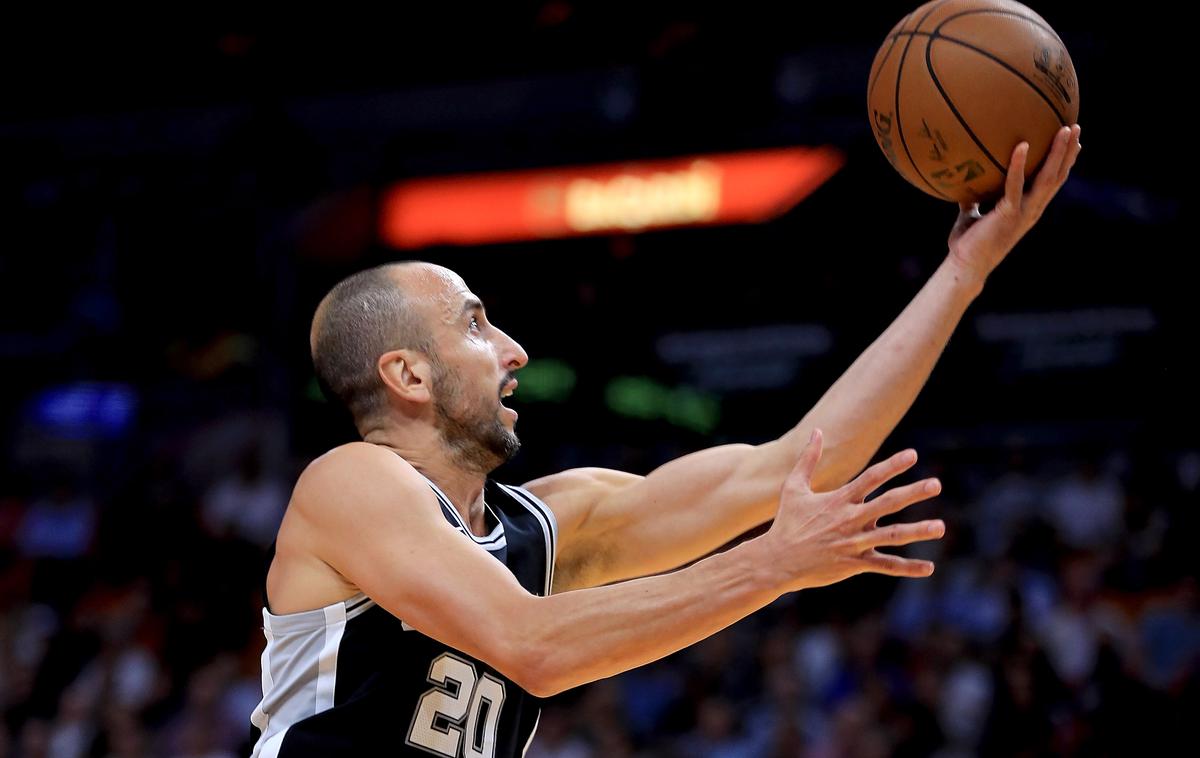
[947,124,1082,287]
[762,429,945,591]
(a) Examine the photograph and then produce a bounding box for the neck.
[362,426,489,536]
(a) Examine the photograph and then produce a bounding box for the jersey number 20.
[407,653,507,757]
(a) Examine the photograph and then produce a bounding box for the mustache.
[498,372,516,395]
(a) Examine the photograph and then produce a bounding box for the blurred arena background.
[0,2,1193,756]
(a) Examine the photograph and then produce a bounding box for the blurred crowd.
[1,417,1196,757]
[531,445,1200,757]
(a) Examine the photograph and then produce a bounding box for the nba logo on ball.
[867,0,1079,203]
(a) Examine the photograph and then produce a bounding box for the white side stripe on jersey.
[316,604,346,712]
[254,729,288,758]
[498,485,557,596]
[250,614,274,735]
[251,596,362,757]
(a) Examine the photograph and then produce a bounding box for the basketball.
[867,0,1079,203]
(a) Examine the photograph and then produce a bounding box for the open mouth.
[499,378,518,419]
[500,378,517,400]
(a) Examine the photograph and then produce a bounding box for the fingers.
[855,519,946,551]
[783,428,824,495]
[860,551,936,578]
[841,448,918,503]
[1056,124,1082,185]
[1002,124,1082,218]
[1030,125,1072,199]
[861,477,941,522]
[1003,141,1029,212]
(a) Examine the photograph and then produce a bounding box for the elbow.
[472,598,575,697]
[484,597,582,697]
[505,643,569,698]
[491,630,574,698]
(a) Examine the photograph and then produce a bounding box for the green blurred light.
[517,359,577,403]
[605,376,669,420]
[667,387,721,434]
[605,376,720,433]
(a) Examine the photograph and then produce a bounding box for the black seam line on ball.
[868,22,905,103]
[895,7,1073,123]
[924,35,1008,175]
[931,28,1070,124]
[934,8,1064,47]
[891,8,1062,46]
[895,1,955,200]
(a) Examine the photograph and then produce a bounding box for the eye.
[469,315,481,332]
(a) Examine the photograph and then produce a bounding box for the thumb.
[785,428,824,494]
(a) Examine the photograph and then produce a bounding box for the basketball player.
[249,126,1081,757]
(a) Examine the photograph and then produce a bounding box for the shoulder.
[300,441,416,483]
[520,468,643,545]
[293,442,434,518]
[522,467,642,502]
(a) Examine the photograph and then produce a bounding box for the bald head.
[310,261,441,429]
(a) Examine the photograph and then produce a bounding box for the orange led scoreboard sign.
[379,147,844,249]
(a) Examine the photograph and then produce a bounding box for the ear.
[378,349,433,404]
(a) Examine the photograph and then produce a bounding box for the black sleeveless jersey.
[248,477,558,758]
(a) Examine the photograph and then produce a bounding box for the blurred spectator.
[47,685,96,758]
[978,648,1058,757]
[525,706,592,758]
[936,558,1011,643]
[17,719,51,758]
[1138,578,1200,691]
[15,482,95,560]
[1045,456,1126,551]
[937,656,992,750]
[199,447,286,547]
[157,659,242,758]
[972,447,1040,559]
[673,696,756,758]
[1035,551,1136,688]
[98,707,151,758]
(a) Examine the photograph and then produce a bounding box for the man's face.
[419,268,528,474]
[430,355,520,475]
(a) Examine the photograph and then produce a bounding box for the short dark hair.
[310,263,432,428]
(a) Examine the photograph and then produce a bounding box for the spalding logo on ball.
[868,0,1079,203]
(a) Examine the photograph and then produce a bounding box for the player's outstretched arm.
[771,124,1082,482]
[298,434,940,698]
[530,126,1080,591]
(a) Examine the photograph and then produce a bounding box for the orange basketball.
[867,0,1079,203]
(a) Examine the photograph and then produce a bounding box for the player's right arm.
[294,432,942,698]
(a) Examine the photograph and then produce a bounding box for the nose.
[497,328,529,371]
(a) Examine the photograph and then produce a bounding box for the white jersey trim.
[250,611,274,734]
[250,594,366,757]
[421,474,508,551]
[316,604,347,711]
[522,711,541,757]
[255,729,288,758]
[499,484,558,596]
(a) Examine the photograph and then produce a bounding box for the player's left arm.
[531,126,1081,592]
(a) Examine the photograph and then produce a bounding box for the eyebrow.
[460,297,484,316]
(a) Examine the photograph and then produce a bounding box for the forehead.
[405,265,479,324]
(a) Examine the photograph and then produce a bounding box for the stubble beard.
[431,361,521,476]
